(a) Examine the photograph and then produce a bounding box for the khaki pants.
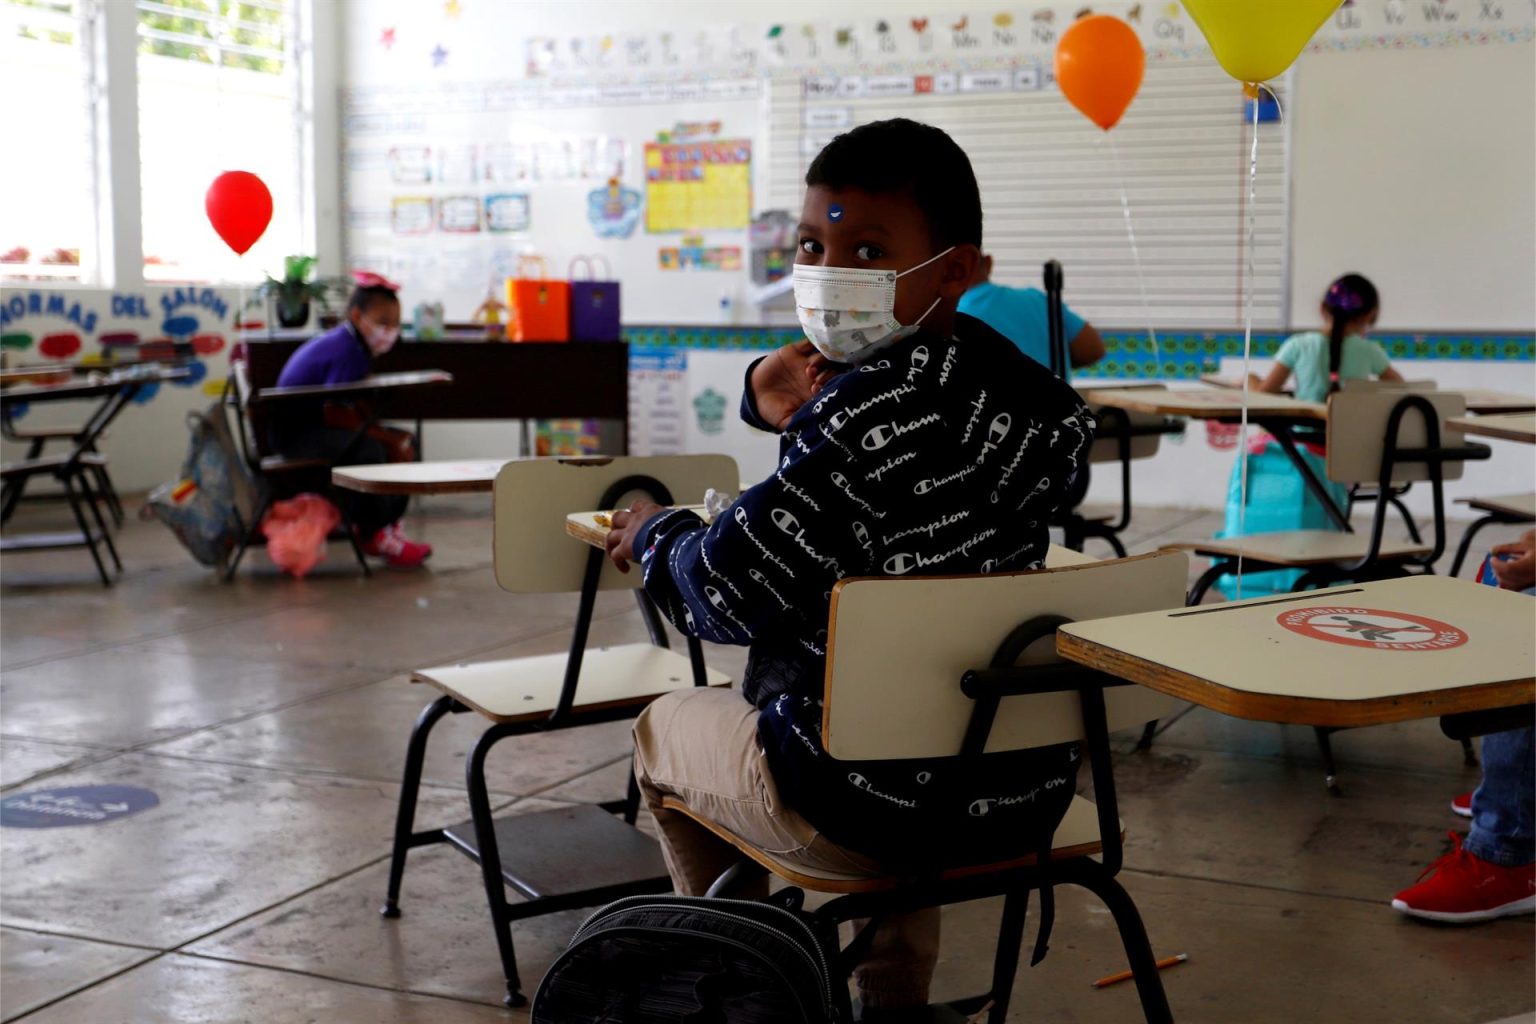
[632,686,940,1008]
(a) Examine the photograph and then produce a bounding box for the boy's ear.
[938,245,981,300]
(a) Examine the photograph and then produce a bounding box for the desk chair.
[1166,390,1490,790]
[1448,493,1536,578]
[1057,396,1183,557]
[1,417,124,527]
[381,455,737,1007]
[1341,380,1439,544]
[0,451,119,585]
[661,551,1188,1024]
[221,359,371,580]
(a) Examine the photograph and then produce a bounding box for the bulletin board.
[644,139,753,233]
[341,0,1534,331]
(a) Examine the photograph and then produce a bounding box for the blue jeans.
[1466,726,1536,866]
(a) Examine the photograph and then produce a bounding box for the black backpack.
[532,890,841,1023]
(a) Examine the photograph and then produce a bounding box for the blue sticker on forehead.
[828,204,843,221]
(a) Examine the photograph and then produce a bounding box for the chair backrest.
[225,358,266,464]
[492,454,738,594]
[821,550,1187,761]
[1325,389,1468,485]
[1088,390,1167,464]
[1339,378,1436,393]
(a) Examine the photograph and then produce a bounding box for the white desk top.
[1446,413,1536,444]
[332,459,514,495]
[1058,575,1534,727]
[1085,386,1328,421]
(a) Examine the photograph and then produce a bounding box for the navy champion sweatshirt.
[634,314,1093,802]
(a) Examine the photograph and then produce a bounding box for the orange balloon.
[1055,14,1145,131]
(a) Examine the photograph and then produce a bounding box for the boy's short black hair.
[805,118,982,249]
[347,284,399,316]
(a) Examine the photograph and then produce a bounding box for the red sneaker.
[1392,832,1536,923]
[363,525,432,569]
[1451,792,1473,818]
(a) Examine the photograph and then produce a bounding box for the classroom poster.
[644,140,752,233]
[682,349,778,483]
[485,193,531,233]
[627,344,688,456]
[390,196,435,235]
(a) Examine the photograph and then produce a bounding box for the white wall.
[1289,43,1536,330]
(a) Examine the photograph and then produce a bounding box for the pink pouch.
[261,494,341,579]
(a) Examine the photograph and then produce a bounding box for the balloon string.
[1235,86,1261,602]
[1107,133,1161,376]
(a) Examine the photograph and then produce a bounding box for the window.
[137,0,304,283]
[0,0,94,283]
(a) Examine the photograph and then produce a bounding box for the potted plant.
[252,255,346,329]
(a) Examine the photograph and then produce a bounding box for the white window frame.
[1,0,326,292]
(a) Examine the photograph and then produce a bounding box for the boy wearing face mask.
[270,272,431,568]
[607,119,1092,1019]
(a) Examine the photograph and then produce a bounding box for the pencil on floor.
[1092,952,1188,988]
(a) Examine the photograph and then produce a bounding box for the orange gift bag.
[505,255,570,342]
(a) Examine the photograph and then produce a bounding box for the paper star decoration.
[431,44,448,67]
[380,26,395,48]
[444,0,461,17]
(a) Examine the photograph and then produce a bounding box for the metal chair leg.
[1461,737,1478,767]
[1136,720,1158,751]
[61,474,111,586]
[74,471,120,571]
[1448,514,1498,579]
[1388,493,1422,544]
[381,695,458,918]
[224,494,271,582]
[466,723,527,1008]
[332,504,373,578]
[986,888,1030,1023]
[1068,863,1173,1024]
[1314,727,1342,795]
[1186,561,1230,606]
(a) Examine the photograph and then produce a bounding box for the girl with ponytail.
[1215,274,1402,597]
[1252,273,1401,403]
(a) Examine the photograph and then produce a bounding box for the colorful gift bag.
[505,255,570,342]
[1215,439,1351,598]
[568,255,621,342]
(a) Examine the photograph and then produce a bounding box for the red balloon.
[205,171,273,256]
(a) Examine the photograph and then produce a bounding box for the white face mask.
[793,246,954,363]
[360,322,400,354]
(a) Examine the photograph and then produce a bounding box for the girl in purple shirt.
[270,274,430,568]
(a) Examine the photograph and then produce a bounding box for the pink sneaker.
[1391,832,1536,923]
[363,524,432,569]
[1451,792,1473,818]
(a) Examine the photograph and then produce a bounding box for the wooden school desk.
[1084,386,1350,530]
[1446,413,1536,445]
[1452,389,1536,415]
[1056,575,1535,730]
[332,459,514,496]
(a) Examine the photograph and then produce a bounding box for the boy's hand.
[1490,530,1536,592]
[750,340,840,431]
[605,499,667,574]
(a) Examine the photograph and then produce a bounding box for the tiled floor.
[1,496,1532,1022]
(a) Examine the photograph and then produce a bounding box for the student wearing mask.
[605,119,1093,1021]
[270,272,431,569]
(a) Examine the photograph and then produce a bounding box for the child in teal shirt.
[1253,273,1402,402]
[1218,274,1403,597]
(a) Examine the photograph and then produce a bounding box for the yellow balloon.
[1182,0,1340,84]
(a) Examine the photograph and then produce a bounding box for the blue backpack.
[144,401,264,568]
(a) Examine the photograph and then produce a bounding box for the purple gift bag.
[568,256,621,342]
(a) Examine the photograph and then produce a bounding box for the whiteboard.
[766,57,1289,331]
[342,79,764,324]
